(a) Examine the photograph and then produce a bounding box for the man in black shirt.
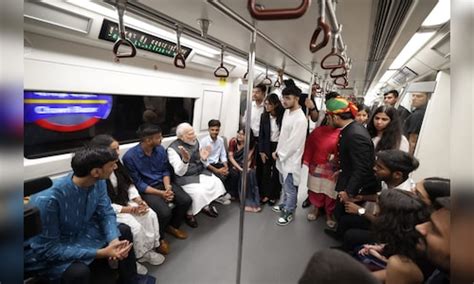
[403,92,429,154]
[383,89,411,123]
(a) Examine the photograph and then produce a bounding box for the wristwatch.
[358,208,366,216]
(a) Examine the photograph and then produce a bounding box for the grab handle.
[112,0,136,58]
[214,45,229,78]
[309,17,330,53]
[261,66,272,85]
[248,0,310,20]
[334,76,348,87]
[173,26,186,69]
[330,66,347,78]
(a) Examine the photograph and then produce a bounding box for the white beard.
[183,139,196,146]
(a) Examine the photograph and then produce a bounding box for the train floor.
[146,188,340,284]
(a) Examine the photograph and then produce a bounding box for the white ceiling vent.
[390,66,418,85]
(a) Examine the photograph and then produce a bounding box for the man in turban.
[324,97,380,239]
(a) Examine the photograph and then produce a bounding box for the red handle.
[173,52,186,69]
[320,48,346,70]
[113,38,137,58]
[214,64,229,78]
[309,17,330,53]
[330,66,347,78]
[334,76,348,87]
[248,0,310,20]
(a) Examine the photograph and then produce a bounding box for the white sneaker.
[138,250,165,265]
[215,195,231,205]
[136,262,148,275]
[223,193,231,200]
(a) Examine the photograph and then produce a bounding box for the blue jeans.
[279,173,298,213]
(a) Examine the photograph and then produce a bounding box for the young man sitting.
[199,119,232,204]
[24,146,137,283]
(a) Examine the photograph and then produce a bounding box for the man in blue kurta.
[25,146,138,283]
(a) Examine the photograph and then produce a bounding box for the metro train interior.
[23,0,453,283]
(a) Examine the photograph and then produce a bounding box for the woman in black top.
[258,93,284,205]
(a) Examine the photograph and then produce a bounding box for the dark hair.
[367,106,403,152]
[384,90,399,98]
[264,93,284,129]
[423,177,450,205]
[71,146,118,177]
[136,123,162,139]
[254,83,267,94]
[282,79,302,97]
[90,134,115,148]
[375,189,431,260]
[299,249,379,284]
[325,91,340,101]
[208,119,221,128]
[356,104,370,114]
[376,150,419,180]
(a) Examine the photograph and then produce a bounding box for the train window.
[24,91,195,159]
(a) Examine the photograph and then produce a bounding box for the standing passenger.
[123,123,192,255]
[383,90,411,123]
[302,119,341,228]
[355,104,371,127]
[404,92,430,155]
[90,134,164,275]
[242,84,267,193]
[258,93,284,205]
[167,123,226,227]
[324,97,379,232]
[199,119,232,203]
[271,84,308,225]
[367,106,409,152]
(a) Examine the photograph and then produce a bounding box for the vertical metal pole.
[236,27,257,284]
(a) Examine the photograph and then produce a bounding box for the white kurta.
[109,173,160,259]
[167,147,226,215]
[276,108,308,186]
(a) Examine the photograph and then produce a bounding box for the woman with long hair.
[355,104,371,127]
[258,93,284,205]
[90,134,164,275]
[367,106,409,152]
[228,127,261,212]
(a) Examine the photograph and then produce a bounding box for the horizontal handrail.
[247,0,310,20]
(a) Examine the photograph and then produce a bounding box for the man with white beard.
[167,123,227,228]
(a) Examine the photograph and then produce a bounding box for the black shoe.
[302,198,310,208]
[268,199,276,206]
[202,205,218,218]
[324,228,341,240]
[185,215,198,228]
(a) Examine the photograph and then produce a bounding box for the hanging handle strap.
[173,26,186,69]
[112,0,137,58]
[330,66,347,78]
[334,76,348,87]
[261,66,272,85]
[214,45,229,78]
[248,0,310,20]
[309,1,330,53]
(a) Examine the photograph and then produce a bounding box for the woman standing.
[302,119,340,227]
[90,134,164,275]
[258,93,284,205]
[367,106,409,152]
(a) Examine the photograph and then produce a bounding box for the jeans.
[279,173,298,213]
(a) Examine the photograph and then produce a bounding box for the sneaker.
[138,251,165,265]
[272,204,284,213]
[215,195,231,205]
[276,210,294,226]
[222,193,231,200]
[136,262,148,275]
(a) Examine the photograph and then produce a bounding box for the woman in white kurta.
[167,123,226,216]
[90,134,164,273]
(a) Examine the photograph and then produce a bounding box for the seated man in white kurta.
[167,123,226,227]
